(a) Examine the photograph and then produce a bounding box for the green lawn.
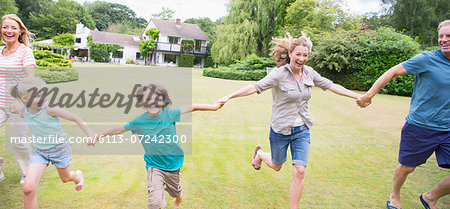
[0,63,448,208]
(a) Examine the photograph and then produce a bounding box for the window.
[75,38,81,43]
[195,40,202,52]
[136,52,143,60]
[112,51,123,58]
[169,36,179,44]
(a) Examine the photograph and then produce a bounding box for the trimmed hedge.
[33,50,72,67]
[202,54,276,80]
[33,50,78,83]
[203,68,266,80]
[309,27,421,96]
[36,67,78,84]
[204,56,214,68]
[179,54,195,67]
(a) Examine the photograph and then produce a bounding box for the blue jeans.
[269,125,310,166]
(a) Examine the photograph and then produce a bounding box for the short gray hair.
[438,20,450,31]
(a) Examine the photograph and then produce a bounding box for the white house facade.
[141,19,211,67]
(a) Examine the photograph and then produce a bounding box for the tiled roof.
[152,19,210,41]
[91,30,141,46]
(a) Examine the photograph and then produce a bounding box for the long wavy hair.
[269,32,313,67]
[1,14,34,47]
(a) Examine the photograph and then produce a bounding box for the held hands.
[86,134,98,146]
[9,101,24,114]
[356,93,372,108]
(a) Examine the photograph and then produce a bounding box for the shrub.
[33,50,78,83]
[87,36,123,62]
[309,27,421,96]
[179,54,195,67]
[33,50,72,67]
[204,56,214,68]
[36,67,78,83]
[203,68,266,81]
[202,54,276,80]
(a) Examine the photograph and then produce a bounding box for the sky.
[74,0,383,22]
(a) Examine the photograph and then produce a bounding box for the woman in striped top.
[0,14,36,185]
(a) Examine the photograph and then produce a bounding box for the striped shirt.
[0,44,36,108]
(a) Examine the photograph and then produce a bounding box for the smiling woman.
[0,14,37,186]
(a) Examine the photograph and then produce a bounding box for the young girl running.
[95,82,223,209]
[10,76,94,209]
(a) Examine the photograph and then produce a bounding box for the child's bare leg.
[174,191,182,208]
[56,166,83,191]
[23,163,46,209]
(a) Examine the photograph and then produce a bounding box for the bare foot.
[74,170,84,191]
[174,192,182,208]
[389,193,401,209]
[422,192,437,209]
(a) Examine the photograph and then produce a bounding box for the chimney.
[176,18,181,25]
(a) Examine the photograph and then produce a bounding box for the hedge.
[203,68,266,80]
[35,67,78,83]
[204,56,214,68]
[179,54,195,67]
[309,27,421,96]
[33,50,72,68]
[33,50,78,83]
[202,54,276,80]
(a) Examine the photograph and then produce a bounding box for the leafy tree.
[15,0,48,26]
[53,33,74,47]
[0,0,18,17]
[139,28,159,58]
[212,0,282,65]
[281,0,359,38]
[28,0,95,39]
[152,7,175,20]
[382,0,449,45]
[85,1,138,31]
[87,36,123,62]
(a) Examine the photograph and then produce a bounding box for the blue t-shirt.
[402,49,450,131]
[124,107,184,171]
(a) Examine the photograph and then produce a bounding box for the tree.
[28,0,95,39]
[15,0,48,26]
[0,0,18,17]
[85,1,138,31]
[152,7,175,20]
[381,0,449,45]
[281,0,359,38]
[139,28,159,59]
[212,0,283,65]
[53,33,74,47]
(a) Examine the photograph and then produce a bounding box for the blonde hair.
[1,14,34,47]
[269,32,313,67]
[10,77,46,101]
[438,20,450,31]
[136,83,172,108]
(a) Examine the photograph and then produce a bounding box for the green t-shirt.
[124,107,184,171]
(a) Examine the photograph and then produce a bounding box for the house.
[90,30,142,64]
[142,18,211,67]
[74,23,142,64]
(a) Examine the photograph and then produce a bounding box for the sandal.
[252,146,262,170]
[75,170,84,191]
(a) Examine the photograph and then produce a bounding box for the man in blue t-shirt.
[358,20,450,209]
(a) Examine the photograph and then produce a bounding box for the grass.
[0,63,448,208]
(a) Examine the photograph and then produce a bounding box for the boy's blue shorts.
[399,122,450,168]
